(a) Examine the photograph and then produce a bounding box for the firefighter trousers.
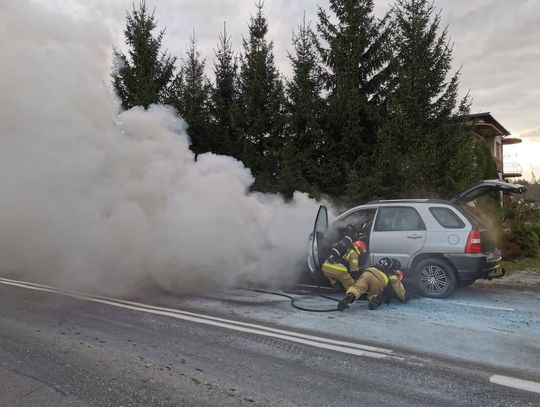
[322,264,355,290]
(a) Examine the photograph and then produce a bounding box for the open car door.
[307,205,328,274]
[451,180,526,205]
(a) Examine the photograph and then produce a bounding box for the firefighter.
[321,226,368,291]
[337,257,408,311]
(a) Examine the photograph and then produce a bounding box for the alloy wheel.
[419,265,448,294]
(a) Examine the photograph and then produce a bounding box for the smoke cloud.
[0,0,322,296]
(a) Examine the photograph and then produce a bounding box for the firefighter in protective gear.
[321,228,368,291]
[337,257,408,311]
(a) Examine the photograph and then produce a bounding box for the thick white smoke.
[0,0,322,295]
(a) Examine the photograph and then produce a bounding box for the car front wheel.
[414,259,456,298]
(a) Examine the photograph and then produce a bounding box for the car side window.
[374,207,425,231]
[333,209,375,232]
[429,207,465,229]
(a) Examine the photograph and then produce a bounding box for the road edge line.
[0,277,399,360]
[490,375,540,394]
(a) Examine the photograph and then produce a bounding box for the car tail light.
[465,230,481,253]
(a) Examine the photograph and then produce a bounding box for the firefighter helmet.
[378,257,401,272]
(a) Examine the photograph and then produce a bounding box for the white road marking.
[424,298,515,311]
[0,277,398,360]
[490,375,540,394]
[0,277,391,354]
[445,301,515,311]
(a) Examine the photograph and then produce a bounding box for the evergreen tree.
[170,34,213,155]
[318,0,392,198]
[277,17,326,198]
[112,1,176,110]
[211,23,239,157]
[377,0,475,198]
[237,1,285,192]
[471,139,499,181]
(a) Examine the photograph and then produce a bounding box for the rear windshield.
[458,205,486,230]
[429,207,465,229]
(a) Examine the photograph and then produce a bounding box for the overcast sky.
[57,0,540,180]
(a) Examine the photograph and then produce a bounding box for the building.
[522,184,540,204]
[470,112,523,179]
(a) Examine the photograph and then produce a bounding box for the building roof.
[469,112,511,137]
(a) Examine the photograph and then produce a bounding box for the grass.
[501,256,540,274]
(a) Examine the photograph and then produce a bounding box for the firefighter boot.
[337,294,355,311]
[368,294,386,310]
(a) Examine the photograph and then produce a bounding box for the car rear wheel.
[414,258,456,298]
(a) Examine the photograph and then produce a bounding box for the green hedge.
[506,224,540,258]
[528,223,540,242]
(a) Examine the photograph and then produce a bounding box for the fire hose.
[249,287,341,312]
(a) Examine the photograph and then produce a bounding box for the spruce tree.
[237,1,285,192]
[112,1,176,110]
[278,18,326,198]
[379,0,475,198]
[170,34,213,155]
[211,23,239,157]
[317,0,392,198]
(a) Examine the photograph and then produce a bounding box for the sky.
[29,0,540,181]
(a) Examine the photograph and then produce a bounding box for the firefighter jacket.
[346,267,407,303]
[321,234,361,290]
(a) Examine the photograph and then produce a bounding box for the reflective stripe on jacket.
[322,261,348,273]
[324,248,358,272]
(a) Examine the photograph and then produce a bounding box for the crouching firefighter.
[337,257,408,311]
[321,226,368,291]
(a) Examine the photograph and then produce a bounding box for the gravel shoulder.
[474,269,540,291]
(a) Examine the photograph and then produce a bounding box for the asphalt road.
[1,277,539,407]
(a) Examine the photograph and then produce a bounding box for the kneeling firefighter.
[321,225,368,291]
[337,257,408,311]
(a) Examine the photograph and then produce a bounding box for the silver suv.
[308,180,526,298]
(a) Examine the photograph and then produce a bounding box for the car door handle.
[407,234,423,239]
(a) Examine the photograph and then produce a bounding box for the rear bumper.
[445,250,502,282]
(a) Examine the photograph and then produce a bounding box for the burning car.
[308,180,526,298]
